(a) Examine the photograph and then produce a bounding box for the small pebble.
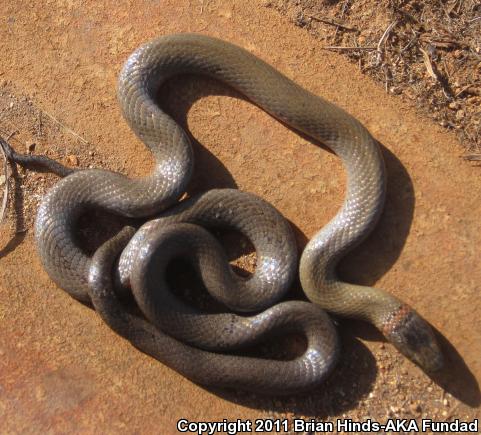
[455,109,465,120]
[409,401,422,415]
[26,141,36,153]
[66,154,79,166]
[453,50,464,59]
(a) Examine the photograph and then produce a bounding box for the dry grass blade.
[454,84,480,97]
[467,16,481,23]
[419,47,440,80]
[40,109,89,145]
[376,21,398,66]
[419,47,453,98]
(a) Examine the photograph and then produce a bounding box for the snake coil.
[8,34,443,394]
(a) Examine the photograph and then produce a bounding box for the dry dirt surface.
[0,1,480,433]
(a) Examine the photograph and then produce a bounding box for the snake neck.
[300,268,403,328]
[299,230,444,373]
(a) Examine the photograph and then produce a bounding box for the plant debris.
[266,0,481,155]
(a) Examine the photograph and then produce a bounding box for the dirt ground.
[0,0,480,433]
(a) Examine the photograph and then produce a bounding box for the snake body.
[31,34,442,393]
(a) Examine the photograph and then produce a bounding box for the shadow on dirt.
[429,327,480,407]
[161,75,240,195]
[0,162,27,258]
[212,332,378,417]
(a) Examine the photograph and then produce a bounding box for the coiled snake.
[3,34,443,394]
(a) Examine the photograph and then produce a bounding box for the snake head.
[382,304,443,373]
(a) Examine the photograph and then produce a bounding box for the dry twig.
[467,16,481,23]
[0,134,12,224]
[419,46,453,98]
[462,153,481,161]
[419,46,439,80]
[308,14,358,32]
[376,21,398,66]
[323,45,377,51]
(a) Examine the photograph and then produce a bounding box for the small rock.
[9,101,14,108]
[404,88,416,100]
[453,50,464,59]
[389,86,402,95]
[26,141,36,153]
[455,109,465,120]
[448,101,459,110]
[66,154,79,166]
[409,401,422,415]
[388,405,399,417]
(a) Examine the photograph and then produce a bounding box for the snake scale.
[4,34,443,394]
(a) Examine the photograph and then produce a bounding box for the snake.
[4,33,443,394]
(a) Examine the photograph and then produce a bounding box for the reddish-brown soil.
[0,1,479,433]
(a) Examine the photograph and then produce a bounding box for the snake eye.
[384,307,443,373]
